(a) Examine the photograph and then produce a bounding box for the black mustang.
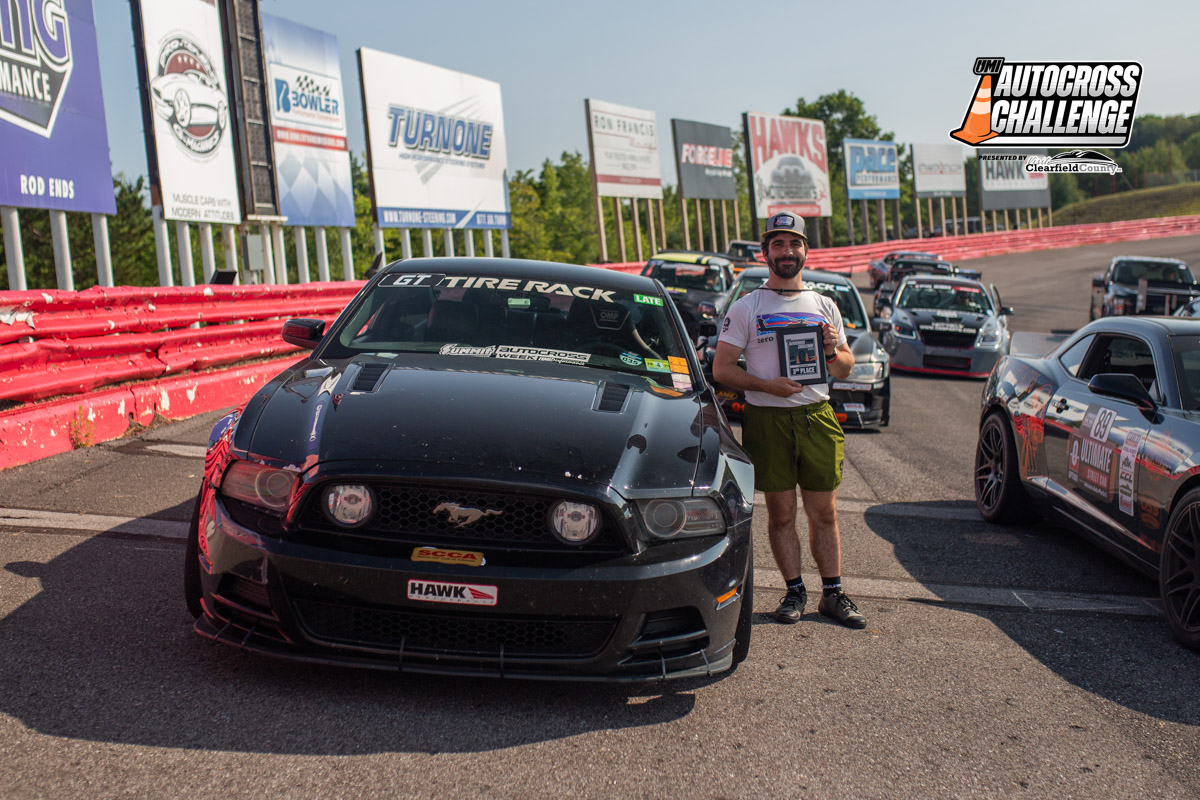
[186,258,755,680]
[975,316,1200,649]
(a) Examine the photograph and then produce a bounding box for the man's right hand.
[762,376,806,397]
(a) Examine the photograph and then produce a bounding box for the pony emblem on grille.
[433,502,503,527]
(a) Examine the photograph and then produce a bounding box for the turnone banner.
[359,48,510,228]
[0,0,115,214]
[586,99,663,200]
[979,148,1051,210]
[134,0,241,223]
[671,119,735,200]
[843,139,899,200]
[912,143,967,198]
[743,112,831,218]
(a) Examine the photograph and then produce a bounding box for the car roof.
[1083,315,1200,336]
[649,251,732,268]
[1111,255,1188,265]
[380,257,661,292]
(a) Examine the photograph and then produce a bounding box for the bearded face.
[765,233,807,279]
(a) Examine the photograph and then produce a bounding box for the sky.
[96,0,1200,186]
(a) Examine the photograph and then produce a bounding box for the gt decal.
[407,579,497,606]
[412,547,485,567]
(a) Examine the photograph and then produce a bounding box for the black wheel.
[974,412,1035,524]
[184,495,203,619]
[731,562,753,667]
[1160,489,1200,650]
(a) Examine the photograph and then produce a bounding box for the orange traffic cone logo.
[950,75,999,145]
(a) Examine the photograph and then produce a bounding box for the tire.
[1160,489,1200,650]
[184,495,203,619]
[731,562,753,667]
[974,412,1035,524]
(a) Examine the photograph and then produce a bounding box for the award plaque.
[775,323,828,385]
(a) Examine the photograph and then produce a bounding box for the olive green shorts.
[741,401,845,493]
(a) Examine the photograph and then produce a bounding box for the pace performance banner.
[135,0,241,223]
[0,0,115,214]
[359,48,510,229]
[671,119,735,200]
[743,112,831,218]
[979,149,1051,210]
[586,99,663,200]
[912,143,967,198]
[261,14,354,228]
[843,139,899,200]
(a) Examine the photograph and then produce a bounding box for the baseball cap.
[762,211,807,243]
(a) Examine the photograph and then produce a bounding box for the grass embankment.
[1053,182,1200,226]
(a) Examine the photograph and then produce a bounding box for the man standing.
[713,212,865,629]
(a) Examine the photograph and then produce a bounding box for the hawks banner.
[359,48,510,229]
[0,0,115,213]
[134,0,241,223]
[743,112,831,218]
[261,14,354,228]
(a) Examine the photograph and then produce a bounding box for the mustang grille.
[294,598,617,658]
[919,330,977,348]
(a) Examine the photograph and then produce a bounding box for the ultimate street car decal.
[1067,404,1118,501]
[379,273,617,302]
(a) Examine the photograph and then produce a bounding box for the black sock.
[785,577,806,595]
[822,576,842,596]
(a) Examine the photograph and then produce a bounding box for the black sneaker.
[773,588,807,624]
[818,590,867,629]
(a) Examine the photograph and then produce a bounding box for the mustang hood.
[239,357,709,494]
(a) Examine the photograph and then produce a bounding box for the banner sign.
[671,119,735,200]
[843,139,899,200]
[979,149,1051,210]
[359,48,510,228]
[136,0,241,223]
[261,14,354,228]
[0,0,115,214]
[586,99,663,200]
[743,112,831,218]
[912,143,966,198]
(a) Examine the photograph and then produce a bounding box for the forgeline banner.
[135,0,241,223]
[843,139,899,200]
[743,112,831,218]
[586,99,663,200]
[912,143,966,198]
[671,119,734,201]
[979,149,1051,211]
[0,0,114,214]
[359,48,510,229]
[261,14,354,228]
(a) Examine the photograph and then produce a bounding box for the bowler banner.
[743,112,831,218]
[135,0,241,223]
[359,48,510,229]
[261,14,354,228]
[979,149,1051,210]
[912,143,966,198]
[586,99,663,200]
[671,119,735,200]
[0,0,115,214]
[843,139,899,200]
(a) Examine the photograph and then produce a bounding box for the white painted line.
[145,443,208,458]
[0,507,189,540]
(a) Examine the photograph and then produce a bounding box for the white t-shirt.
[719,287,847,407]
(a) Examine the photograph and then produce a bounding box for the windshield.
[645,260,726,292]
[321,272,694,390]
[1113,260,1194,285]
[1172,337,1200,410]
[726,275,867,330]
[896,282,992,314]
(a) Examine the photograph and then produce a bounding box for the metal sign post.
[339,228,354,279]
[314,227,330,281]
[50,211,73,291]
[3,207,26,291]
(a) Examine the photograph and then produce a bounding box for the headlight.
[323,484,374,528]
[548,500,602,544]
[220,461,296,513]
[976,328,1003,347]
[637,497,726,540]
[893,322,917,339]
[847,362,884,382]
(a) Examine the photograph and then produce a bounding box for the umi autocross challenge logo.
[950,57,1142,147]
[0,0,73,137]
[150,34,229,156]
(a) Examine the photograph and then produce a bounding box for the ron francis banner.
[979,149,1051,211]
[586,99,663,200]
[671,119,735,201]
[261,14,354,228]
[843,139,899,201]
[0,0,115,214]
[743,111,831,218]
[359,48,510,229]
[133,0,241,223]
[912,143,966,199]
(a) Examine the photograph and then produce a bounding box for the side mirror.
[1092,275,1105,288]
[1000,306,1015,316]
[1087,372,1156,413]
[872,318,893,332]
[698,319,718,338]
[282,318,326,349]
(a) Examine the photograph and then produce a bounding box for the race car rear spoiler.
[1135,279,1200,314]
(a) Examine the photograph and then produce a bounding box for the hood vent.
[351,363,389,393]
[594,382,631,413]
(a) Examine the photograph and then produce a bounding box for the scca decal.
[411,547,485,566]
